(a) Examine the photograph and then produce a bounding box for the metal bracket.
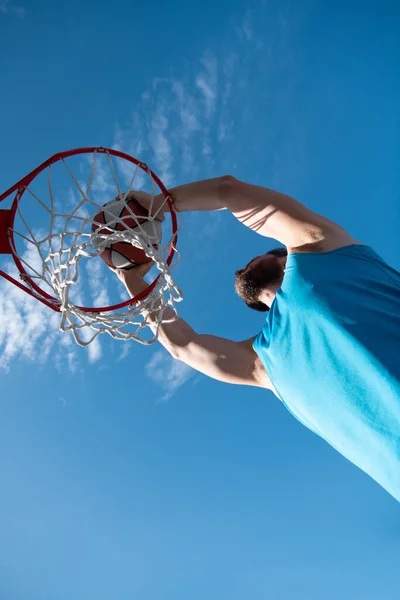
[0,210,11,254]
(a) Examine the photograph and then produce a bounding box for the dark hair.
[267,247,288,259]
[242,246,288,312]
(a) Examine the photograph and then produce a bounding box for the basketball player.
[113,177,400,502]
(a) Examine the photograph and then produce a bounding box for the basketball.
[92,197,162,270]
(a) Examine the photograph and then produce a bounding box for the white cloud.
[0,0,25,18]
[14,229,48,283]
[0,246,103,371]
[66,351,78,373]
[0,267,59,371]
[222,54,236,105]
[149,107,173,188]
[236,9,253,41]
[113,66,218,183]
[118,344,130,361]
[0,232,65,372]
[171,80,202,174]
[86,259,110,309]
[172,81,201,133]
[90,158,115,195]
[196,54,218,119]
[113,114,147,190]
[218,122,227,143]
[194,53,219,159]
[0,3,292,376]
[88,337,102,363]
[235,9,263,48]
[145,349,194,401]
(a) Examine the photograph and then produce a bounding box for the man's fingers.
[115,260,154,280]
[115,190,166,222]
[129,261,154,276]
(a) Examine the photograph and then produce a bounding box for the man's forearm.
[161,175,282,218]
[148,308,198,358]
[118,267,266,389]
[160,177,229,213]
[122,275,197,357]
[159,175,291,235]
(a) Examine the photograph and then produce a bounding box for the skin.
[113,177,362,394]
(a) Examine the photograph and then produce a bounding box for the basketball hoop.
[0,147,183,346]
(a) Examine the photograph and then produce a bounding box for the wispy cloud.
[195,53,218,157]
[235,8,264,49]
[113,114,148,190]
[53,338,79,374]
[148,105,174,188]
[113,50,222,181]
[0,263,59,371]
[171,81,201,175]
[118,344,130,361]
[196,54,218,119]
[0,0,25,18]
[172,81,201,133]
[145,349,194,401]
[87,337,102,364]
[236,8,253,41]
[1,3,287,375]
[86,259,110,309]
[0,252,102,372]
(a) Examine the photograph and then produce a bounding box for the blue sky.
[0,0,400,598]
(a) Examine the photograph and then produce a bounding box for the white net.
[8,149,183,346]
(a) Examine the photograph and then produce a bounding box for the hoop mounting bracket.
[0,210,11,254]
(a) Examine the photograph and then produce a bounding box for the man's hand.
[113,261,154,297]
[116,190,167,222]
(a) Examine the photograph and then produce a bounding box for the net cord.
[8,149,182,346]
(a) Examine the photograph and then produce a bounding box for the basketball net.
[3,148,183,346]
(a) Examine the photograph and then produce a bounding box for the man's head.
[234,247,288,311]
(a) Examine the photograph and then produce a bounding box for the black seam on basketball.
[92,213,106,231]
[112,247,139,268]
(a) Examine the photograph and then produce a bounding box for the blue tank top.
[253,244,400,502]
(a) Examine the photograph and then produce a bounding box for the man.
[115,176,400,502]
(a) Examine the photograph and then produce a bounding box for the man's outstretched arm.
[117,265,271,390]
[151,176,353,250]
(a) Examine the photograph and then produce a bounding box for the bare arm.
[150,175,351,250]
[118,265,271,389]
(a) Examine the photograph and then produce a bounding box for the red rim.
[1,147,178,313]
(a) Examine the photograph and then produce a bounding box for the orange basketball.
[92,197,162,270]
